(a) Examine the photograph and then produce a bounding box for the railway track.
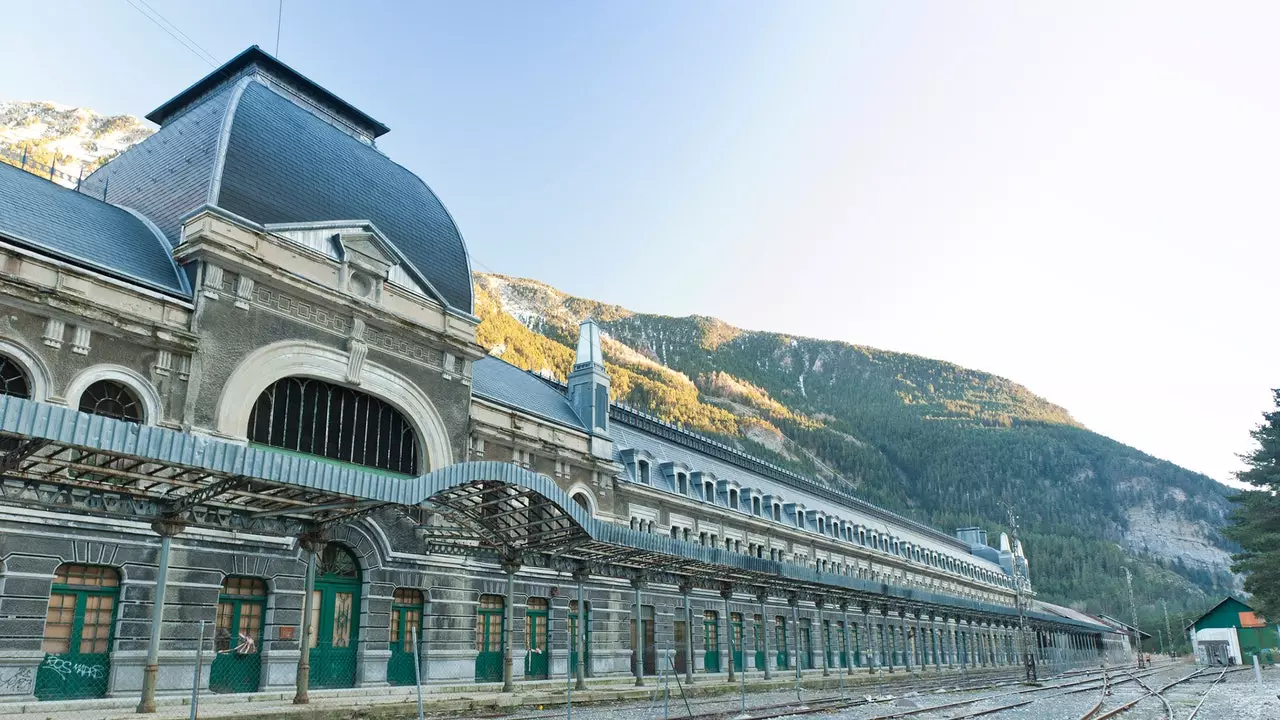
[1078,664,1249,720]
[651,666,1126,720]
[1184,667,1230,720]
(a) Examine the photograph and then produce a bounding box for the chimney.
[567,319,612,457]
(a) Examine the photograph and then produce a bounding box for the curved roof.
[80,49,473,312]
[216,82,472,312]
[0,163,189,297]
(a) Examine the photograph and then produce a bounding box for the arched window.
[0,355,31,399]
[247,377,419,474]
[78,380,143,423]
[571,491,591,513]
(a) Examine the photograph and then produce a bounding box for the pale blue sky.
[3,1,1275,486]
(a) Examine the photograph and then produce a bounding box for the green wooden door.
[674,620,688,674]
[525,597,549,679]
[753,615,766,670]
[799,622,812,670]
[309,546,360,690]
[837,621,848,668]
[775,617,789,670]
[824,620,835,669]
[703,611,720,672]
[210,577,265,693]
[475,594,505,682]
[853,624,862,667]
[731,613,744,671]
[35,565,118,701]
[387,588,423,686]
[569,600,590,676]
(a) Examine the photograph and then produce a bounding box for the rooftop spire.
[567,319,611,456]
[575,318,603,369]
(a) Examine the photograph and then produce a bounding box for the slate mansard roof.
[80,47,473,313]
[471,356,589,429]
[0,163,190,297]
[469,355,992,561]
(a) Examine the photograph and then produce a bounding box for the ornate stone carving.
[70,326,91,355]
[234,275,255,309]
[153,350,173,377]
[203,264,224,300]
[346,318,368,385]
[42,318,64,349]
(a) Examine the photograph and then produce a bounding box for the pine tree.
[1225,389,1280,618]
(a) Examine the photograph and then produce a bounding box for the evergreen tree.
[1226,389,1280,618]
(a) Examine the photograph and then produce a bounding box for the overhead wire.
[122,0,219,67]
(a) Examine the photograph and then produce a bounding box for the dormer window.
[772,503,782,522]
[752,497,762,516]
[817,518,825,535]
[704,481,715,502]
[638,460,650,484]
[728,489,739,508]
[677,473,688,495]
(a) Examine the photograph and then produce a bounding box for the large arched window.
[0,355,31,399]
[78,380,143,423]
[247,377,419,474]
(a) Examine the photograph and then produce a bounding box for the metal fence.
[0,145,87,189]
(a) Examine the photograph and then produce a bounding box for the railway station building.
[0,47,1123,709]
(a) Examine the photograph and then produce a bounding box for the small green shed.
[1185,597,1280,666]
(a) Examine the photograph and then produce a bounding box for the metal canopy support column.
[722,586,735,683]
[902,609,912,672]
[574,565,588,691]
[756,590,770,681]
[817,598,829,677]
[887,610,898,673]
[682,581,696,685]
[865,606,877,674]
[502,558,520,693]
[293,535,320,705]
[137,517,185,714]
[633,577,645,687]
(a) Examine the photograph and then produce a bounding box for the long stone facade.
[0,47,1122,709]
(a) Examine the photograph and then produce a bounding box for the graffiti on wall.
[0,666,34,694]
[40,656,105,681]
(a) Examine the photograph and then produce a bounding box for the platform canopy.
[0,394,1105,633]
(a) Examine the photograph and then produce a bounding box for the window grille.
[247,376,419,474]
[0,356,31,399]
[78,380,142,423]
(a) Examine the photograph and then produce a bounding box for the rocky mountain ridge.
[0,101,153,186]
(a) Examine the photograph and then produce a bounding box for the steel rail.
[1122,669,1173,719]
[480,668,1113,720]
[897,666,1171,720]
[1184,666,1229,720]
[1090,666,1205,720]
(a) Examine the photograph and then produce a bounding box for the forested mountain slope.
[476,273,1237,627]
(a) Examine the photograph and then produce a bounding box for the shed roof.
[1184,596,1259,631]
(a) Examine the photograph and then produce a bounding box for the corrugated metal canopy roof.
[0,394,1107,631]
